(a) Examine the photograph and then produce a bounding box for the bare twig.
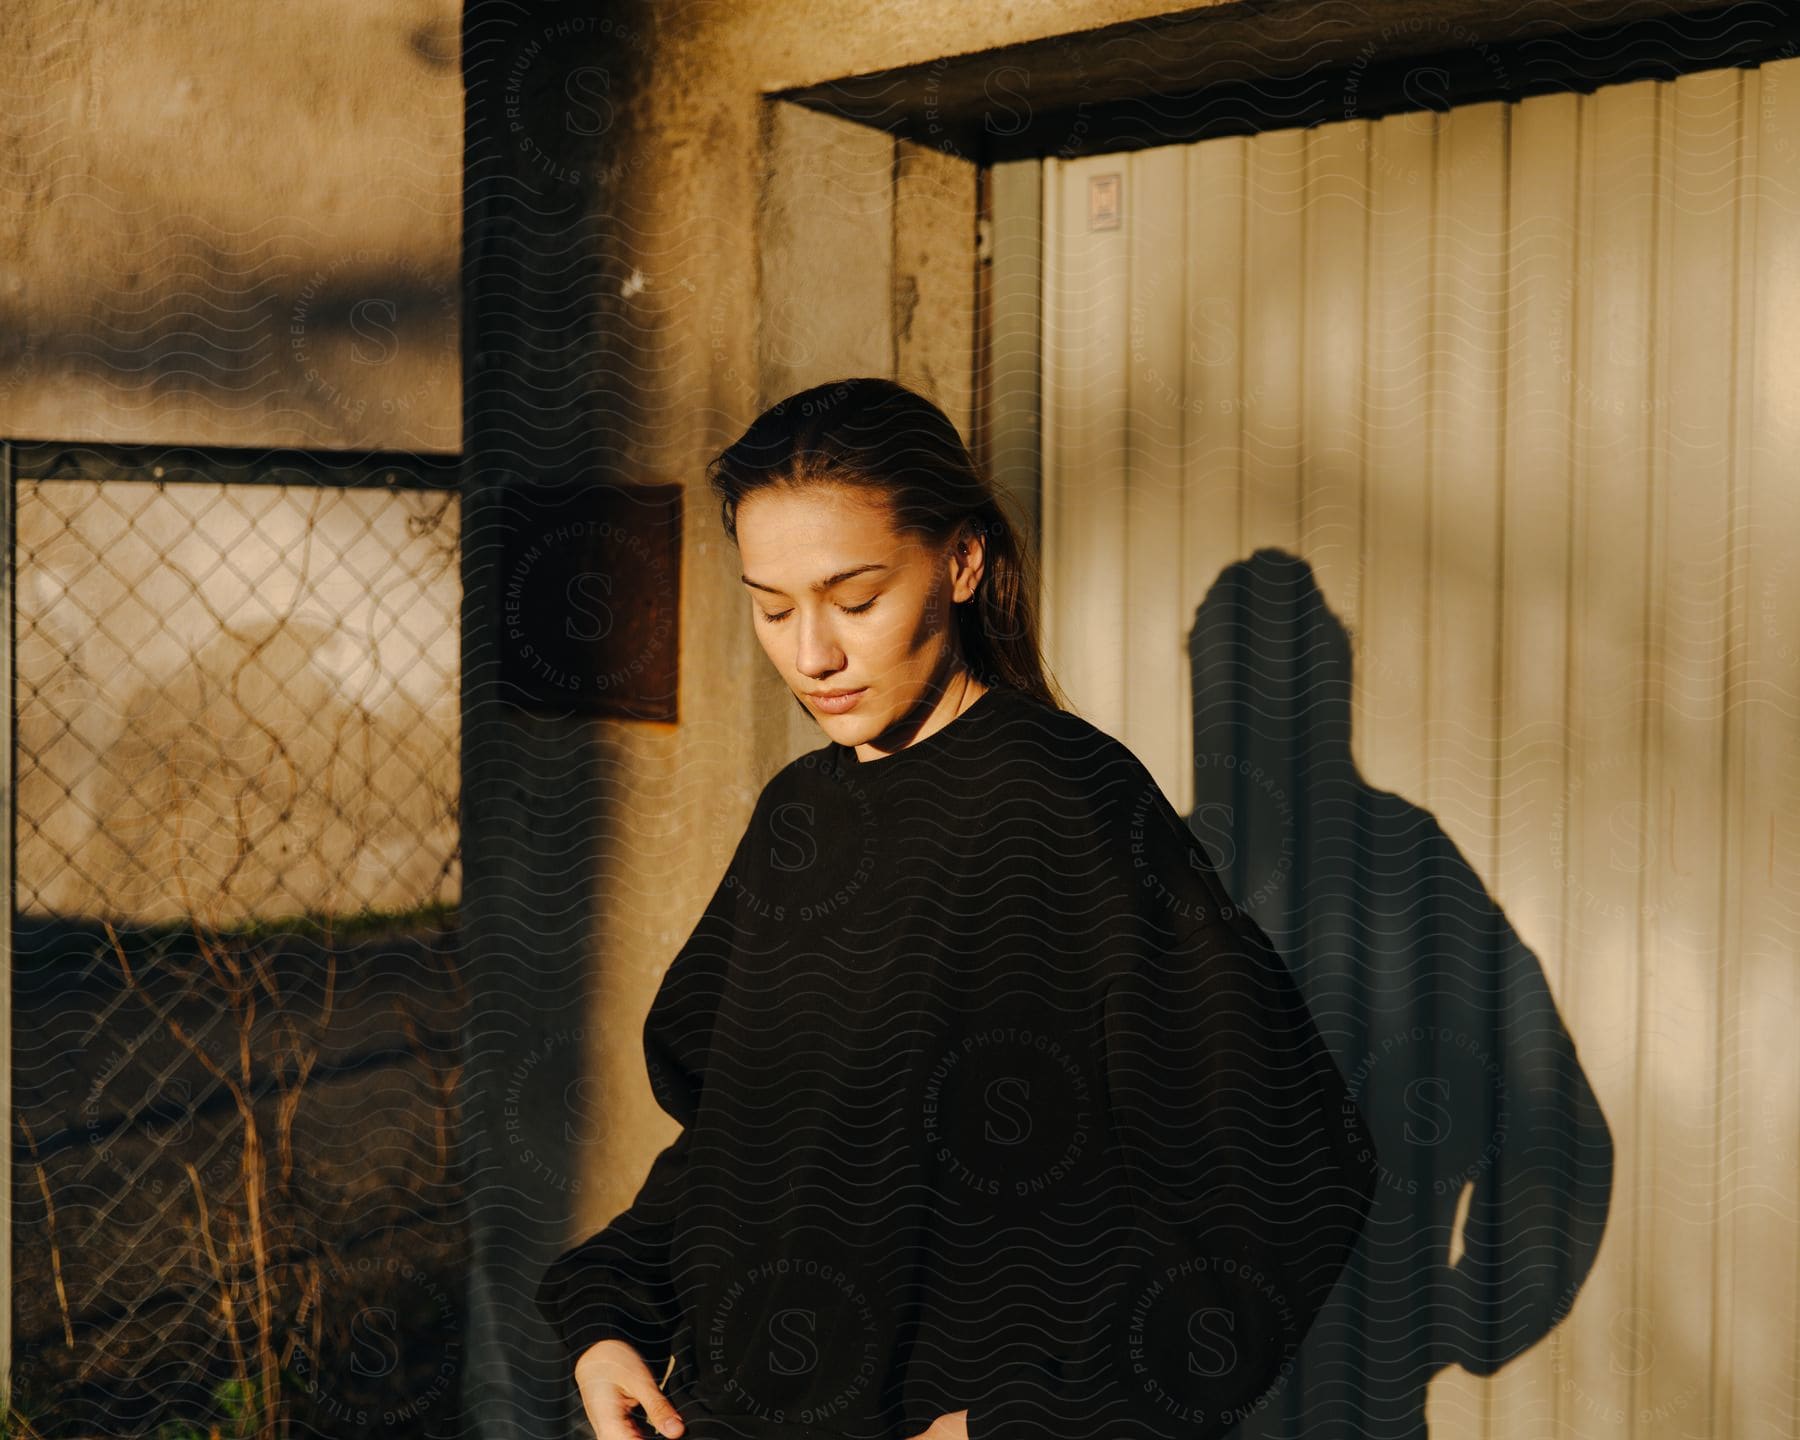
[104,916,280,1440]
[16,1113,74,1349]
[184,1159,250,1403]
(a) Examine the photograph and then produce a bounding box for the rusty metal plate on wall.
[498,483,682,720]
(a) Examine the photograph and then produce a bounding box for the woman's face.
[736,484,985,753]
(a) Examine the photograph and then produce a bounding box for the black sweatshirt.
[536,684,1377,1440]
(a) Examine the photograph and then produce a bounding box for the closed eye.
[756,598,878,624]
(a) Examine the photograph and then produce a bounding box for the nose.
[794,612,846,679]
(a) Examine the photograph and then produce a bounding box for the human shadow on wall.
[1178,549,1614,1440]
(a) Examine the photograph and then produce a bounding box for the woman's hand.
[902,1409,969,1440]
[572,1338,685,1439]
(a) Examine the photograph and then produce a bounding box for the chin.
[821,700,886,740]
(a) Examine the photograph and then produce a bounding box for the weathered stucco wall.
[0,0,463,451]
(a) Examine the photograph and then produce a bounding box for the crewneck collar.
[830,683,1014,782]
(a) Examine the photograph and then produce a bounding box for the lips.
[807,687,867,714]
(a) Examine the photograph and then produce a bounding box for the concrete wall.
[0,0,462,451]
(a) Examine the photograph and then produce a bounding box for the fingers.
[583,1380,678,1440]
[581,1373,683,1440]
[635,1385,686,1438]
[573,1340,684,1440]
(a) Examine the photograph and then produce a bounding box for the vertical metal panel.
[1736,57,1800,1440]
[1238,125,1310,938]
[1642,64,1739,1440]
[1559,76,1659,1440]
[986,160,1046,565]
[1041,154,1132,740]
[1420,95,1511,1440]
[1177,134,1248,819]
[1298,120,1371,654]
[1034,54,1800,1440]
[1491,85,1582,1440]
[1735,53,1800,1440]
[1426,98,1507,846]
[1360,111,1436,806]
[1123,143,1189,789]
[1040,160,1064,686]
[1715,60,1763,1440]
[1242,128,1308,550]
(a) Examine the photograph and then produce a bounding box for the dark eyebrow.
[739,564,890,597]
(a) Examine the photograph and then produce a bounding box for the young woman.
[536,378,1377,1440]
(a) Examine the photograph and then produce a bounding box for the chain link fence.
[8,443,470,1439]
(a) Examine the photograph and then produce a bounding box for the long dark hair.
[705,377,1067,711]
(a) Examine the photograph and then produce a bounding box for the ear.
[951,523,987,603]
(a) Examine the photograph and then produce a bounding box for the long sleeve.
[1102,902,1376,1433]
[533,830,744,1370]
[965,776,1378,1440]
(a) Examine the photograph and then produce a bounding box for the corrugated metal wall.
[1036,58,1797,1440]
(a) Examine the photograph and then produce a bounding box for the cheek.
[752,620,785,662]
[855,612,930,671]
[893,609,931,653]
